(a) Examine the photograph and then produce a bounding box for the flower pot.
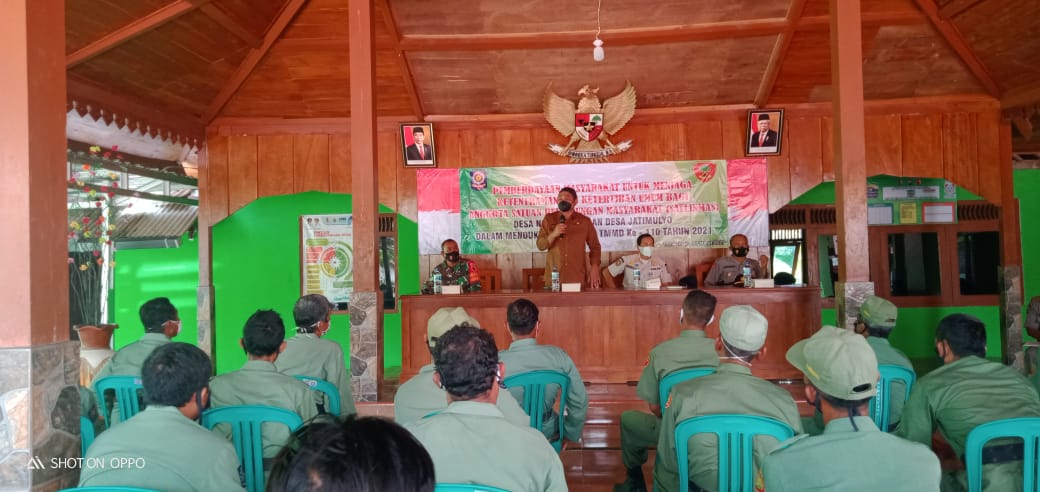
[75,324,117,386]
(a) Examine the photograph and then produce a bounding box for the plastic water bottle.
[433,272,443,294]
[742,262,753,288]
[633,268,642,289]
[551,266,561,292]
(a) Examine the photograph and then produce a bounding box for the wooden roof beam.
[66,0,209,67]
[377,0,423,119]
[938,0,984,19]
[754,0,808,107]
[913,0,1001,97]
[201,0,309,123]
[198,4,262,48]
[1002,83,1040,110]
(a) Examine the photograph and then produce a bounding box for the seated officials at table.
[423,239,482,293]
[603,233,673,289]
[704,234,768,286]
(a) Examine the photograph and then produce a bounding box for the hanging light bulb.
[593,38,604,62]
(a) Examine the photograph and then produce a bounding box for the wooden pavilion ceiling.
[64,0,1040,149]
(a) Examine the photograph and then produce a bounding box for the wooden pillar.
[998,120,1025,369]
[349,0,383,402]
[830,0,874,328]
[0,0,82,488]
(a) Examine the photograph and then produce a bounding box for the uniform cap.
[859,295,897,329]
[786,326,878,400]
[426,307,480,349]
[719,305,768,352]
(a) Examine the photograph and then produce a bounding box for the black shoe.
[626,466,648,492]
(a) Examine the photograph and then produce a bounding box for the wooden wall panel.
[329,134,352,193]
[768,154,792,213]
[642,122,686,160]
[293,135,330,193]
[820,117,834,182]
[435,129,462,169]
[494,128,533,166]
[207,136,230,224]
[684,120,724,159]
[787,116,824,200]
[227,136,258,214]
[377,132,399,208]
[458,131,480,168]
[865,114,902,176]
[976,110,1002,204]
[620,125,651,162]
[942,112,979,193]
[721,118,746,160]
[901,113,943,177]
[258,135,295,197]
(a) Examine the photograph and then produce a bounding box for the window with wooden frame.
[378,213,398,312]
[769,202,999,308]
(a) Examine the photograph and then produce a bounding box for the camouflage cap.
[786,326,878,400]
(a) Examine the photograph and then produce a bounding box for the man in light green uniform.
[405,324,568,492]
[92,296,181,425]
[80,343,246,492]
[499,298,588,444]
[394,307,529,426]
[275,294,357,415]
[209,309,319,460]
[764,326,941,491]
[616,290,721,492]
[895,313,1040,491]
[654,305,802,492]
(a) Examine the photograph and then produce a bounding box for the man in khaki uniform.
[275,294,357,415]
[92,296,181,424]
[405,324,568,492]
[209,310,318,460]
[654,305,802,492]
[79,343,245,492]
[763,326,941,491]
[499,298,588,444]
[394,306,529,426]
[896,314,1040,491]
[616,290,721,492]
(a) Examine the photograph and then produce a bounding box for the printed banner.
[301,215,354,304]
[866,175,957,225]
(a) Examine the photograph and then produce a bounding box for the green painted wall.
[820,306,1000,361]
[111,232,200,349]
[1016,169,1040,341]
[210,192,416,375]
[789,179,983,205]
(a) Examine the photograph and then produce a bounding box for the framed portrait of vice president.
[401,123,436,167]
[746,109,784,156]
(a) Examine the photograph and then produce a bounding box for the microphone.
[559,214,566,238]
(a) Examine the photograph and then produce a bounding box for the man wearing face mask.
[537,186,602,289]
[423,239,482,293]
[704,234,768,287]
[603,233,673,289]
[276,294,357,416]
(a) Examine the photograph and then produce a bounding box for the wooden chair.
[479,268,501,292]
[695,261,715,287]
[523,268,544,291]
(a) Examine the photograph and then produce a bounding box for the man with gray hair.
[276,294,356,415]
[394,306,529,426]
[654,305,802,492]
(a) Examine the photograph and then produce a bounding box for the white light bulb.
[593,39,605,62]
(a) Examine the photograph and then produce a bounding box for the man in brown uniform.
[536,186,602,289]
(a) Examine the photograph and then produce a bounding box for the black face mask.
[731,247,749,257]
[444,252,460,262]
[558,201,572,212]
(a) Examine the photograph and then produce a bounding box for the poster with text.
[301,214,354,305]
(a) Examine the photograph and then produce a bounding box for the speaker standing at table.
[536,186,602,289]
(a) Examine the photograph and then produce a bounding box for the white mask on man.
[639,246,654,258]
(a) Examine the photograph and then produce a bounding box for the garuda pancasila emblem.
[543,82,637,163]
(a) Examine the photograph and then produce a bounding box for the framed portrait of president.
[401,123,436,168]
[746,109,784,156]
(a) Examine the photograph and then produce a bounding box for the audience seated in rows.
[276,294,357,416]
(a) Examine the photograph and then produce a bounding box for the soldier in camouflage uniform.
[423,239,482,293]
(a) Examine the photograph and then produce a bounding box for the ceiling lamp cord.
[593,0,604,62]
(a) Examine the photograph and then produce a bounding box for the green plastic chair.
[502,370,570,452]
[61,488,159,492]
[93,376,144,429]
[434,484,510,492]
[293,375,342,416]
[868,364,916,432]
[965,417,1040,492]
[202,405,304,492]
[659,367,716,407]
[80,415,95,456]
[674,414,796,492]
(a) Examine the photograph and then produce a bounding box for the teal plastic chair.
[93,376,144,429]
[502,370,570,452]
[202,405,305,492]
[659,367,716,407]
[868,364,916,432]
[674,414,796,492]
[294,375,342,416]
[965,417,1040,492]
[80,415,95,456]
[61,488,159,491]
[434,484,511,492]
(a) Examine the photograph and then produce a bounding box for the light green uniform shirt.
[637,330,721,407]
[393,363,530,427]
[867,336,914,427]
[654,363,803,492]
[209,360,319,458]
[92,332,170,424]
[895,356,1040,491]
[274,332,357,415]
[499,338,588,441]
[79,406,246,492]
[404,401,568,492]
[765,415,940,491]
